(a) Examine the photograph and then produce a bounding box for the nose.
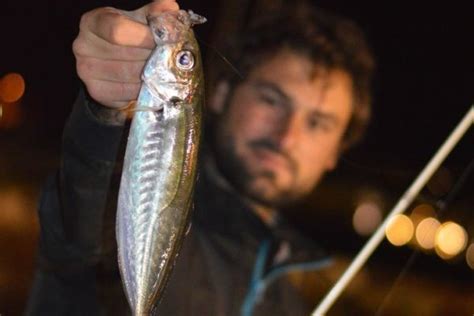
[274,112,302,151]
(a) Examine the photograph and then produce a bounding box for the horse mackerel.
[116,10,205,315]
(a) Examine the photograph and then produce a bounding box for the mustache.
[248,139,297,174]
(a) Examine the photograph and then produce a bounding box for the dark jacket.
[26,92,332,315]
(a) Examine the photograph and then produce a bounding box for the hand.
[73,0,179,109]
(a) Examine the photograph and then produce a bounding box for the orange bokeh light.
[0,73,25,103]
[385,214,414,246]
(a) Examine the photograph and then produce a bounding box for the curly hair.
[214,2,375,150]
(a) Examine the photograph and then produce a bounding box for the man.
[26,0,374,315]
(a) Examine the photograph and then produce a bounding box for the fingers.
[130,0,180,22]
[85,80,141,109]
[80,7,155,49]
[73,1,181,108]
[72,35,151,61]
[79,1,180,49]
[76,57,144,83]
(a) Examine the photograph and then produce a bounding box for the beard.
[211,132,303,208]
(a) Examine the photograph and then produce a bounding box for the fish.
[116,10,206,315]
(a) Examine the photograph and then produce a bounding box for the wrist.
[84,91,128,126]
[63,88,126,162]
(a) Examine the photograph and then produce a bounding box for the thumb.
[128,0,180,23]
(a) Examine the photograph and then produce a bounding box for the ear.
[208,81,230,114]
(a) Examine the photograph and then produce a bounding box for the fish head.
[143,10,206,107]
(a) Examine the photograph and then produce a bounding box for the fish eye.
[176,50,195,70]
[156,27,166,39]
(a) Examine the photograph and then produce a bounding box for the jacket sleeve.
[25,89,126,315]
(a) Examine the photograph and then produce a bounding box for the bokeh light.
[435,222,468,259]
[0,73,25,103]
[0,102,22,129]
[0,188,34,231]
[353,201,382,236]
[415,217,440,250]
[410,204,436,227]
[466,243,474,270]
[385,214,414,246]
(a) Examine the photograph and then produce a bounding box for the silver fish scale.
[117,10,204,315]
[118,103,187,312]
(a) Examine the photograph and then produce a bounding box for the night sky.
[1,1,472,158]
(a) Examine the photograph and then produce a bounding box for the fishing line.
[195,35,244,80]
[373,155,474,315]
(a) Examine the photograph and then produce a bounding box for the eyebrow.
[251,79,340,126]
[252,80,291,106]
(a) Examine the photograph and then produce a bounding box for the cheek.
[226,98,276,142]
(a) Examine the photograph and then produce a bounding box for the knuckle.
[80,6,124,42]
[75,58,90,80]
[76,65,86,82]
[78,7,106,30]
[78,11,91,30]
[71,37,84,56]
[84,82,102,103]
[101,6,121,15]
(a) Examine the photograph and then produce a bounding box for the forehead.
[245,49,354,122]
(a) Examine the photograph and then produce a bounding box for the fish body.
[116,10,205,315]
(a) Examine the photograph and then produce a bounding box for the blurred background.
[0,0,472,315]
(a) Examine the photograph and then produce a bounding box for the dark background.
[1,0,472,315]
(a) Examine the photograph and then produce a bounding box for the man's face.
[211,49,353,207]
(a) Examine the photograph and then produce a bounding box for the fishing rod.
[312,105,474,316]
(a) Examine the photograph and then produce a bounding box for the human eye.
[257,89,284,108]
[307,116,320,130]
[307,115,331,132]
[259,92,279,106]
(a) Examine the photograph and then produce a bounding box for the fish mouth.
[159,81,188,86]
[151,80,189,86]
[143,81,189,103]
[169,96,183,106]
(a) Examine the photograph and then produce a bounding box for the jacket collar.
[193,155,328,267]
